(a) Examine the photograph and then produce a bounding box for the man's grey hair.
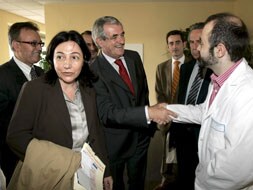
[187,22,205,42]
[92,16,122,48]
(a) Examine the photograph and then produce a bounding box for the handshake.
[148,103,177,125]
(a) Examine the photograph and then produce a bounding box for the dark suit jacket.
[6,77,110,177]
[178,60,212,105]
[0,58,44,182]
[170,59,212,189]
[90,50,156,161]
[170,59,212,145]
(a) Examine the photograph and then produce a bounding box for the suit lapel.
[79,86,92,134]
[205,74,236,119]
[164,60,172,95]
[179,60,195,104]
[34,65,44,76]
[124,55,137,94]
[98,54,135,95]
[205,85,228,119]
[49,80,72,135]
[9,59,27,87]
[206,60,248,117]
[198,68,212,104]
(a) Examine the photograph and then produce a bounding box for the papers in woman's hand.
[76,143,105,190]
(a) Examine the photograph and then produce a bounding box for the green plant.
[39,51,51,72]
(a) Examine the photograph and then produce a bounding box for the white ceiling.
[0,0,235,24]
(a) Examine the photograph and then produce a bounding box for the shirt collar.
[210,59,242,88]
[13,56,33,80]
[172,54,185,67]
[172,54,185,64]
[102,51,124,65]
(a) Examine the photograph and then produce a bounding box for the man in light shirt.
[167,12,253,189]
[154,30,192,190]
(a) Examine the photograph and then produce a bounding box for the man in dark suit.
[90,16,173,190]
[169,22,212,190]
[154,30,192,190]
[0,21,44,184]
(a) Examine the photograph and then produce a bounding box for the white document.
[76,143,105,190]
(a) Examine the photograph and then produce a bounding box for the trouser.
[109,135,150,190]
[174,124,200,190]
[159,124,178,186]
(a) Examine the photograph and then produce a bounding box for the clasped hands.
[148,103,177,125]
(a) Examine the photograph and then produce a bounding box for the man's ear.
[12,40,19,51]
[96,38,103,49]
[214,43,226,58]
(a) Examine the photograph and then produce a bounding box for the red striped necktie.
[115,59,135,95]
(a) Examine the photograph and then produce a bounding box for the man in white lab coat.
[167,12,253,190]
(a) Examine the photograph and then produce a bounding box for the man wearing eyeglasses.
[0,21,44,185]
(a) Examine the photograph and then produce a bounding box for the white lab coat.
[168,58,253,190]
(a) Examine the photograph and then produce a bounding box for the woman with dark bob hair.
[7,30,112,190]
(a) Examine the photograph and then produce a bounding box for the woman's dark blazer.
[7,76,110,177]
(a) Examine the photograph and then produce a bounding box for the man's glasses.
[17,41,45,47]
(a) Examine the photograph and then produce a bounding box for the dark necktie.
[171,61,180,100]
[115,59,135,95]
[187,66,202,105]
[30,67,38,80]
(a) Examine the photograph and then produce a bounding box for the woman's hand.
[103,176,113,190]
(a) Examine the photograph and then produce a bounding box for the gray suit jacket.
[91,50,156,161]
[155,56,192,133]
[155,56,192,104]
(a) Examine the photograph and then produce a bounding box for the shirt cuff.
[145,106,151,124]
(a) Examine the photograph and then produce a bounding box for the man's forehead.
[168,35,182,42]
[191,29,203,35]
[83,34,92,41]
[202,22,213,37]
[206,21,214,30]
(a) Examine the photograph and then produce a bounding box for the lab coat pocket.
[207,117,226,152]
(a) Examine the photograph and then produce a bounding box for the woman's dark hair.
[45,30,97,87]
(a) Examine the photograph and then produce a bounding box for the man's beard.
[199,52,218,68]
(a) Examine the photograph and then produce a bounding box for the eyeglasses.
[16,41,45,47]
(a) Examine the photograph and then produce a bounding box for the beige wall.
[45,1,237,104]
[234,0,253,44]
[1,0,252,104]
[0,10,45,64]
